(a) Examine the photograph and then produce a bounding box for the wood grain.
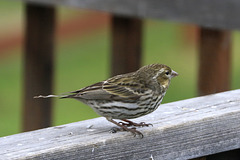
[1,89,240,159]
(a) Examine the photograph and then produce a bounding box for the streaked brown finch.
[35,64,178,138]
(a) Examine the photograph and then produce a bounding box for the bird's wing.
[64,82,112,100]
[66,76,148,101]
[103,78,145,99]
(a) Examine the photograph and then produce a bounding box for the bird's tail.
[34,94,70,99]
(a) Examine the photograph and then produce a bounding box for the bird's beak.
[171,70,178,78]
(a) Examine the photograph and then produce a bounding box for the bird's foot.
[119,119,153,127]
[128,127,144,138]
[109,126,143,138]
[107,118,144,138]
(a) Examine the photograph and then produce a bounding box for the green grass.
[0,50,22,136]
[1,2,240,137]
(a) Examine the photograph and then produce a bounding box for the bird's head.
[136,64,178,91]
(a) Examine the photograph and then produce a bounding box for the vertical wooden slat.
[23,3,56,131]
[198,27,231,96]
[111,15,142,76]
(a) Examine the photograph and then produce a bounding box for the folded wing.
[66,76,149,102]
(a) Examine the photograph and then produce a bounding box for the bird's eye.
[165,71,170,75]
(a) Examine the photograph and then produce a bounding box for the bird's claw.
[138,122,153,127]
[118,122,131,126]
[119,121,153,127]
[129,127,144,138]
[109,126,143,138]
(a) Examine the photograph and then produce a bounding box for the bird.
[34,64,178,138]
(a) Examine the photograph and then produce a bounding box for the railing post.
[111,15,142,76]
[198,27,231,96]
[23,3,56,131]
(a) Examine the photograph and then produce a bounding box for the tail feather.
[34,94,70,99]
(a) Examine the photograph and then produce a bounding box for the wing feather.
[65,75,149,101]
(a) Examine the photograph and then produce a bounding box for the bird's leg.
[120,119,153,127]
[106,118,143,138]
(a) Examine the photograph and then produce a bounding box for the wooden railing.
[1,90,240,159]
[4,0,240,159]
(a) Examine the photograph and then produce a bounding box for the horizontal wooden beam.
[1,89,240,159]
[15,0,240,30]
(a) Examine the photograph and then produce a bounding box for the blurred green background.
[0,1,240,137]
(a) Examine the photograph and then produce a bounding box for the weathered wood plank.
[14,0,240,30]
[1,89,240,159]
[23,3,56,131]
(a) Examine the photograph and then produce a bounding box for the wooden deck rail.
[1,90,240,159]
